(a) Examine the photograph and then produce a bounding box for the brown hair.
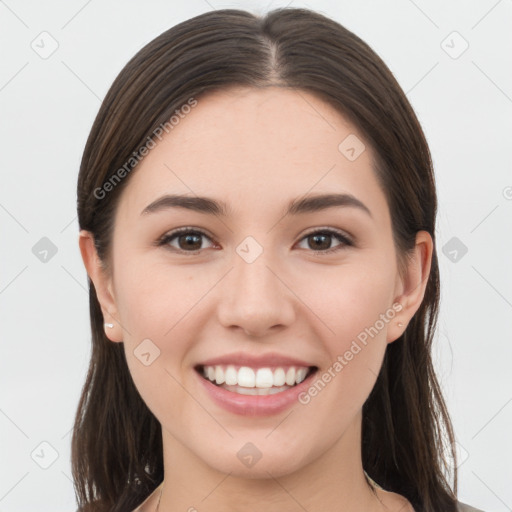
[73,7,458,511]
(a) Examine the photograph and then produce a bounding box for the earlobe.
[387,230,433,344]
[78,230,123,342]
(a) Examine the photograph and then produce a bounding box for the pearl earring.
[397,322,404,327]
[104,323,114,329]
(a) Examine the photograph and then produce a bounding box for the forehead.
[117,86,390,226]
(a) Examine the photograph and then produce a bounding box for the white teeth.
[273,367,286,386]
[223,385,292,396]
[285,367,296,386]
[225,365,237,386]
[215,366,225,385]
[295,368,308,384]
[238,367,255,387]
[255,368,274,388]
[200,364,312,390]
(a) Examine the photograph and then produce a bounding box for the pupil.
[181,234,201,250]
[311,234,329,250]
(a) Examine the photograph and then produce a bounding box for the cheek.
[304,270,393,408]
[304,259,396,348]
[113,257,202,421]
[113,255,204,339]
[297,261,396,417]
[114,267,165,339]
[112,255,213,399]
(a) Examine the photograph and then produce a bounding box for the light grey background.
[1,1,511,511]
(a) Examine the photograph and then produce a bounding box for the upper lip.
[196,351,316,369]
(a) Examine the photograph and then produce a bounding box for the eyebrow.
[140,193,372,219]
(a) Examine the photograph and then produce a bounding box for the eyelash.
[156,226,354,255]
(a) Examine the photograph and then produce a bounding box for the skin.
[80,86,431,512]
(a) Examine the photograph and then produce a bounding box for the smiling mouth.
[195,364,318,395]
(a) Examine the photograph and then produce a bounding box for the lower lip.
[196,369,317,416]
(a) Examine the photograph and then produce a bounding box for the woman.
[72,7,484,512]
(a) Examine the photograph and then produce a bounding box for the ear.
[387,230,433,344]
[78,230,123,342]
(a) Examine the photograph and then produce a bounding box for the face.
[82,86,429,480]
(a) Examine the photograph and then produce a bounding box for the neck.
[156,413,387,512]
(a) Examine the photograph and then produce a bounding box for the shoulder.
[456,500,486,512]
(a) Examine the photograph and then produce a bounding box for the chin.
[196,440,312,479]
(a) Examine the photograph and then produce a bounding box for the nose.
[216,247,296,338]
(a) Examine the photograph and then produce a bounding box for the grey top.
[132,480,486,512]
[457,502,485,512]
[365,472,485,512]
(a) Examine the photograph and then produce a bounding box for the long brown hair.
[73,7,458,511]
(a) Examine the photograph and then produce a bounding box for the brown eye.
[158,228,214,252]
[297,229,353,254]
[157,227,352,255]
[308,233,332,250]
[176,233,203,250]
